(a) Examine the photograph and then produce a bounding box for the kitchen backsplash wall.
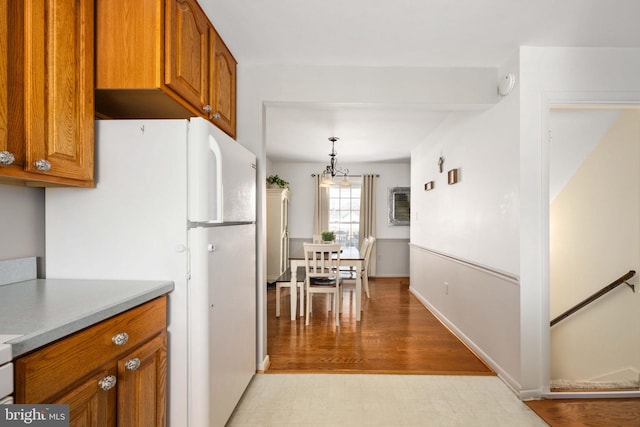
[0,185,45,276]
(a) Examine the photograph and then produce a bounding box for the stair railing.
[550,270,636,327]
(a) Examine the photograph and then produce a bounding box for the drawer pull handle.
[98,375,117,391]
[0,151,15,166]
[33,159,52,171]
[125,358,141,371]
[112,332,129,346]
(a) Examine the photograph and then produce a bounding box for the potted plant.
[321,231,335,243]
[266,174,289,189]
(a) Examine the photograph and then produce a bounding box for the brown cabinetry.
[0,0,94,187]
[96,0,237,138]
[210,30,237,137]
[165,0,210,113]
[15,297,168,427]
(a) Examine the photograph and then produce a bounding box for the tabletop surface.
[289,246,363,260]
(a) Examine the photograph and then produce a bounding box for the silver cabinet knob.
[125,358,141,371]
[111,332,129,346]
[203,105,212,113]
[98,375,117,391]
[212,113,221,120]
[0,151,15,166]
[33,159,51,171]
[207,244,216,252]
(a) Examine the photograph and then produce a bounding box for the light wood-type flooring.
[266,277,640,426]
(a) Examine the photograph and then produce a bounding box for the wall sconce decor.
[447,169,459,185]
[424,181,434,191]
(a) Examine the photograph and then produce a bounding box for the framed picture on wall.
[388,187,410,226]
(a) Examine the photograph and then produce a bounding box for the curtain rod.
[310,174,379,177]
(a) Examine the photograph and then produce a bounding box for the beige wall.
[550,110,640,382]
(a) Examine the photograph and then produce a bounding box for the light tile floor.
[227,374,548,426]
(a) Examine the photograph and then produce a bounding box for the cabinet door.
[0,0,25,174]
[165,0,209,114]
[117,333,167,427]
[23,0,94,181]
[54,367,117,427]
[0,0,6,157]
[210,30,237,138]
[95,0,164,89]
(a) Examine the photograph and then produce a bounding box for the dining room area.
[262,154,495,375]
[256,160,640,426]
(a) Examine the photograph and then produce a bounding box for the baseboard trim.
[256,355,270,373]
[542,390,640,399]
[409,285,523,397]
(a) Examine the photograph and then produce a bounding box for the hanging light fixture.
[319,137,350,187]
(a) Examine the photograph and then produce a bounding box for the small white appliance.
[45,118,256,427]
[0,340,13,404]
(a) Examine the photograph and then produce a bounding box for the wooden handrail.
[550,270,636,327]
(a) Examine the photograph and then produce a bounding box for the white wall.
[266,161,410,239]
[238,64,499,369]
[0,184,45,275]
[519,47,640,397]
[410,90,520,274]
[410,52,521,390]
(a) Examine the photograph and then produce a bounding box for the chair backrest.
[359,236,370,254]
[312,234,322,243]
[362,236,375,270]
[303,243,341,281]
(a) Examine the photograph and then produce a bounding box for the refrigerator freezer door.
[188,224,256,427]
[188,118,256,223]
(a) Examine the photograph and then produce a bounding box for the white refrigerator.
[45,118,257,427]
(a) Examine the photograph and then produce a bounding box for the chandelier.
[320,137,350,187]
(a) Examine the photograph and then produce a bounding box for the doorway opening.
[548,106,640,393]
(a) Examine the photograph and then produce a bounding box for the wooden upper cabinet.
[0,0,94,186]
[96,0,237,138]
[0,0,7,160]
[210,30,237,138]
[24,0,94,181]
[165,0,210,114]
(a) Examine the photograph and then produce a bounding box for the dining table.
[287,245,364,321]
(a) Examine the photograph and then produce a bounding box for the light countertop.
[0,278,174,358]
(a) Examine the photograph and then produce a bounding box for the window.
[328,184,361,247]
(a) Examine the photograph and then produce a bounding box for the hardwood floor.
[526,398,640,426]
[266,276,640,426]
[266,277,493,375]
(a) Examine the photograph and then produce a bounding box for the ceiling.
[200,0,640,163]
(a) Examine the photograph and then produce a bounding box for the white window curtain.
[359,174,377,276]
[312,174,329,236]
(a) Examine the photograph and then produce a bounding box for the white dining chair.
[303,243,343,326]
[275,267,305,318]
[341,236,375,298]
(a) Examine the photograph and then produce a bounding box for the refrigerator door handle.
[211,141,223,222]
[187,220,255,229]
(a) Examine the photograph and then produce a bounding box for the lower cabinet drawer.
[15,296,166,403]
